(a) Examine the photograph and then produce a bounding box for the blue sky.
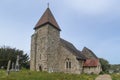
[0,0,120,64]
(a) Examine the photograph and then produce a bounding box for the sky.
[0,0,120,64]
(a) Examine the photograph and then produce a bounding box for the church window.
[65,58,71,69]
[40,54,41,60]
[66,62,69,68]
[69,62,71,68]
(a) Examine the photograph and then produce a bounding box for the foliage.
[99,71,105,74]
[109,64,120,73]
[0,46,29,69]
[99,58,110,73]
[0,69,97,80]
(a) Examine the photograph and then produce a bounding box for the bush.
[99,71,105,74]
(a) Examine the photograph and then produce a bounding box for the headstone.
[11,62,15,71]
[15,55,20,71]
[6,60,11,75]
[1,66,4,69]
[48,68,53,73]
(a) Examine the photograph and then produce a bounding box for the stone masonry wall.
[58,45,83,74]
[47,25,60,72]
[30,24,60,72]
[30,34,36,71]
[83,62,101,74]
[35,25,48,71]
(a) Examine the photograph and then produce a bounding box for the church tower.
[30,8,61,72]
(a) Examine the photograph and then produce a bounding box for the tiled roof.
[83,59,99,67]
[60,38,86,60]
[34,8,61,31]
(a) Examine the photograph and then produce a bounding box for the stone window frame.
[65,58,71,69]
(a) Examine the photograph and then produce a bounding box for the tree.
[99,58,110,73]
[0,46,29,69]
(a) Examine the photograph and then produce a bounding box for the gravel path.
[95,74,112,80]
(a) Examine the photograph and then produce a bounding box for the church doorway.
[39,66,42,71]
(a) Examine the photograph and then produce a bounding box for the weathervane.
[47,3,49,8]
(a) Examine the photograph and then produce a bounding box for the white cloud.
[64,0,115,15]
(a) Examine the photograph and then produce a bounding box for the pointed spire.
[34,8,61,31]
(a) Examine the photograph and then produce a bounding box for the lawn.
[0,69,97,80]
[111,74,120,80]
[0,69,120,80]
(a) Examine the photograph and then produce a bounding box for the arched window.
[65,58,71,69]
[66,61,69,68]
[40,54,41,60]
[69,62,71,68]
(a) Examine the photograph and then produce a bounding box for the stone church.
[30,7,102,74]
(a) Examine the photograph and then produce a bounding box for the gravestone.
[11,62,15,71]
[6,60,11,75]
[48,68,53,73]
[15,55,20,71]
[1,66,4,69]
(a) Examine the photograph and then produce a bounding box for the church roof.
[81,47,98,59]
[60,39,86,60]
[34,8,61,31]
[83,59,99,67]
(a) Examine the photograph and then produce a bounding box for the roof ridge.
[82,47,98,59]
[60,38,86,60]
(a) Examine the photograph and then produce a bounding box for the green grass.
[1,69,120,80]
[0,70,97,80]
[111,74,120,80]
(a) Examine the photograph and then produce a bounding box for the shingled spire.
[34,8,61,31]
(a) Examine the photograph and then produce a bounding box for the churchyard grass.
[0,69,98,80]
[0,70,6,79]
[111,74,120,80]
[1,69,120,80]
[1,70,120,80]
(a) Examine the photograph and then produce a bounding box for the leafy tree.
[99,58,110,73]
[0,46,29,69]
[110,64,120,73]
